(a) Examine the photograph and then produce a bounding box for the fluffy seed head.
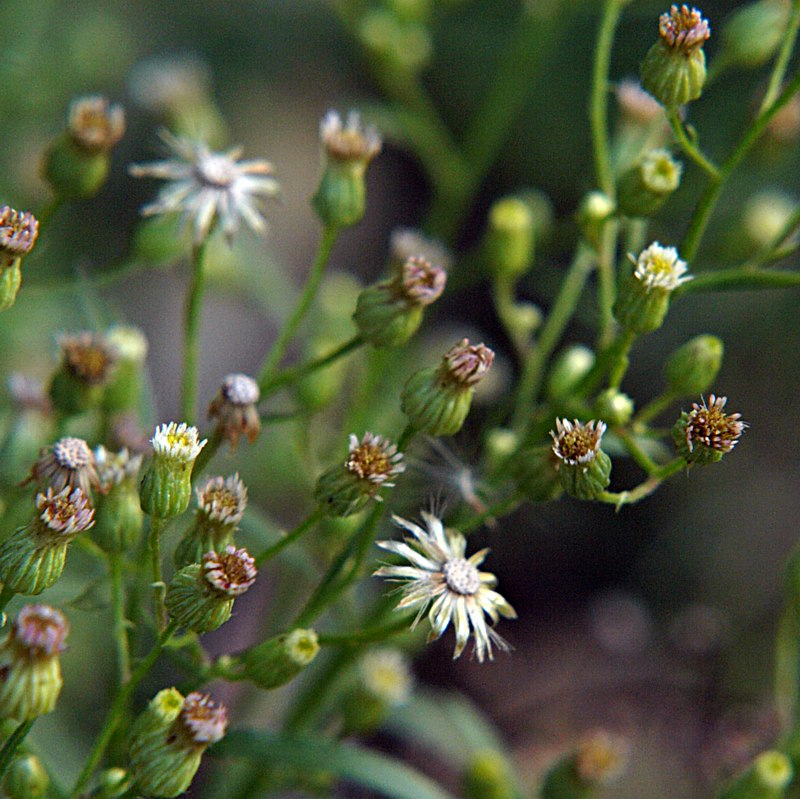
[202,545,257,597]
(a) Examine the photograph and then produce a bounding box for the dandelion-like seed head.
[178,692,228,746]
[68,95,126,154]
[390,227,453,272]
[631,242,692,291]
[94,446,142,491]
[659,5,710,52]
[37,486,95,536]
[33,437,98,497]
[398,256,447,306]
[359,648,413,706]
[196,474,248,526]
[576,730,631,786]
[221,373,260,406]
[151,422,206,463]
[129,131,280,245]
[345,432,405,486]
[683,395,746,455]
[320,110,382,163]
[442,339,495,387]
[375,511,516,662]
[10,605,69,658]
[58,331,118,386]
[640,149,682,194]
[0,206,39,263]
[202,545,257,597]
[551,418,607,466]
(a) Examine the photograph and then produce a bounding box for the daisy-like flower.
[374,511,516,662]
[659,5,710,53]
[345,432,406,487]
[196,473,248,528]
[151,421,207,462]
[129,130,280,246]
[673,394,746,465]
[550,418,613,500]
[0,206,39,267]
[202,546,257,597]
[631,242,692,291]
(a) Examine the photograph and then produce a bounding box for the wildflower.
[93,446,144,552]
[207,373,261,448]
[315,432,405,517]
[0,487,95,595]
[30,436,98,498]
[375,511,516,662]
[49,331,118,416]
[673,395,746,465]
[0,206,39,310]
[313,110,382,228]
[139,422,207,519]
[67,96,126,155]
[613,242,691,334]
[617,148,682,217]
[128,688,227,798]
[550,418,612,500]
[401,339,494,436]
[641,5,711,108]
[0,605,69,720]
[166,546,257,633]
[237,628,320,689]
[129,130,280,246]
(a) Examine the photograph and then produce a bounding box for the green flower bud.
[401,339,494,436]
[514,444,564,503]
[617,149,682,217]
[314,432,405,517]
[546,345,595,401]
[719,1,788,70]
[129,689,227,798]
[664,334,723,396]
[238,628,320,689]
[485,196,535,279]
[719,750,793,799]
[166,546,257,633]
[640,6,711,109]
[0,259,22,311]
[139,423,206,519]
[3,754,49,799]
[0,487,94,595]
[207,373,261,449]
[92,767,132,799]
[312,110,381,228]
[174,474,247,569]
[102,325,148,413]
[463,750,515,799]
[354,255,447,348]
[358,10,432,76]
[550,419,612,501]
[743,190,796,250]
[576,191,615,251]
[93,446,144,553]
[672,394,746,465]
[0,605,69,720]
[42,96,125,199]
[593,389,634,426]
[613,242,692,334]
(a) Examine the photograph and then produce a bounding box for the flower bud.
[42,96,125,199]
[664,334,723,396]
[92,767,132,799]
[353,255,447,347]
[139,423,206,519]
[0,206,39,311]
[743,190,796,250]
[545,345,595,401]
[0,605,69,720]
[514,444,564,503]
[613,242,691,334]
[166,546,256,633]
[718,750,792,799]
[174,473,247,568]
[93,446,144,552]
[0,487,94,595]
[550,419,612,500]
[484,196,535,279]
[207,373,261,448]
[102,325,149,413]
[2,754,49,799]
[312,110,381,228]
[593,389,634,426]
[577,191,615,251]
[401,339,494,436]
[617,148,682,217]
[314,432,405,517]
[719,1,788,71]
[640,5,711,109]
[238,628,320,689]
[672,394,746,465]
[128,689,227,798]
[463,750,516,799]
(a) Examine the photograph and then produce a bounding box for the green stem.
[673,266,800,296]
[511,243,596,433]
[181,241,208,423]
[596,218,619,349]
[255,507,324,566]
[607,329,636,390]
[257,225,339,388]
[596,457,684,509]
[760,0,800,113]
[633,390,678,426]
[0,720,35,781]
[109,553,131,685]
[492,275,534,357]
[68,622,178,799]
[396,424,416,453]
[317,616,411,647]
[667,111,720,178]
[775,600,798,732]
[149,518,167,631]
[615,428,661,475]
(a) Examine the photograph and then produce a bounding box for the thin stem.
[181,241,208,423]
[607,329,636,390]
[0,720,35,780]
[596,218,620,349]
[673,266,800,296]
[257,225,339,388]
[596,457,684,509]
[615,428,661,475]
[760,0,800,113]
[633,390,678,426]
[68,622,178,799]
[109,553,131,685]
[492,275,535,358]
[255,507,324,566]
[148,517,167,631]
[667,112,720,179]
[511,243,596,433]
[317,616,411,647]
[396,424,416,452]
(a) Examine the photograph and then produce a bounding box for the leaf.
[213,728,458,799]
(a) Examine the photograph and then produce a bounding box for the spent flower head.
[57,331,118,386]
[398,256,447,306]
[320,110,382,163]
[68,96,126,154]
[178,692,228,746]
[674,394,746,464]
[196,474,248,527]
[37,486,95,537]
[659,4,711,52]
[0,206,39,266]
[8,604,69,658]
[31,437,98,497]
[551,418,607,466]
[202,546,257,597]
[375,511,516,662]
[208,373,261,447]
[130,130,280,245]
[442,339,495,386]
[345,432,406,487]
[631,242,692,291]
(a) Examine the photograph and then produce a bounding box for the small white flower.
[631,242,692,291]
[129,130,280,245]
[374,512,516,663]
[151,422,206,463]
